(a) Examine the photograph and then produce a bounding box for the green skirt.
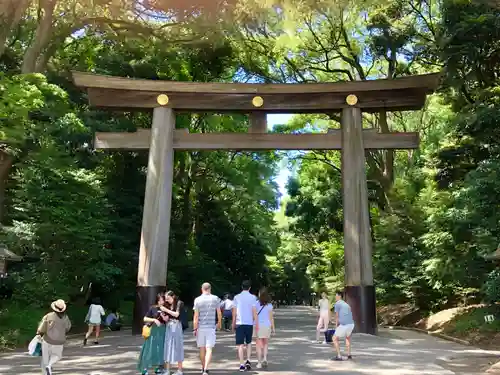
[137,324,166,372]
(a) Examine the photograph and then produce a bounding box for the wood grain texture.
[249,112,267,133]
[341,107,374,287]
[73,71,441,94]
[94,130,419,150]
[85,87,427,112]
[137,107,175,287]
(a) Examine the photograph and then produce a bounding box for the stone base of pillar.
[132,285,166,335]
[345,285,377,335]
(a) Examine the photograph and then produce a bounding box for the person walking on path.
[83,297,105,345]
[138,293,169,375]
[160,291,185,375]
[232,280,258,372]
[254,288,275,369]
[220,294,234,331]
[193,282,222,375]
[36,299,72,375]
[332,291,355,361]
[316,292,331,343]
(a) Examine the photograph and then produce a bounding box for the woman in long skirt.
[138,293,169,375]
[160,291,184,375]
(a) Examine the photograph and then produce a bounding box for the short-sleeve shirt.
[221,299,234,311]
[88,304,105,324]
[318,298,330,313]
[166,300,183,321]
[255,302,273,327]
[334,300,354,325]
[233,290,258,325]
[105,313,117,326]
[194,294,220,329]
[146,306,168,324]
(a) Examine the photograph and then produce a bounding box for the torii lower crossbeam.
[93,130,419,150]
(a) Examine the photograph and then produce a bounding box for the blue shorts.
[235,324,253,345]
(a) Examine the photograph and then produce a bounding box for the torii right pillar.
[341,96,377,335]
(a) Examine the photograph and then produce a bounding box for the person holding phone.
[138,293,168,375]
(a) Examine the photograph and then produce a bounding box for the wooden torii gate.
[72,71,439,335]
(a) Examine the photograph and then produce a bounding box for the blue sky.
[267,114,294,196]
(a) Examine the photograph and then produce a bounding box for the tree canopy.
[0,0,499,321]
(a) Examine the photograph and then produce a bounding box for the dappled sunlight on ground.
[0,306,498,375]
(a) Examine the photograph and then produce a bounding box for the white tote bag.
[28,335,42,356]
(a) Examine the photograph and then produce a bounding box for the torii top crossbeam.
[72,71,440,113]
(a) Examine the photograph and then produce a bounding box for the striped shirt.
[193,293,220,329]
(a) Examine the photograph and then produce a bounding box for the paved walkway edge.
[382,325,471,346]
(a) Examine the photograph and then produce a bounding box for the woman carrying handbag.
[37,299,72,375]
[138,293,169,375]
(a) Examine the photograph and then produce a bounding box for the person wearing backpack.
[220,294,234,331]
[254,288,275,369]
[36,299,72,375]
[179,305,189,332]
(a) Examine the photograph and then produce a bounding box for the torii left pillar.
[133,106,175,334]
[341,101,377,335]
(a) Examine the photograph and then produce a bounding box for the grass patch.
[0,300,135,351]
[442,305,500,346]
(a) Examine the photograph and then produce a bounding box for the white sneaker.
[256,363,262,369]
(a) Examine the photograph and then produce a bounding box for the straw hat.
[50,299,67,313]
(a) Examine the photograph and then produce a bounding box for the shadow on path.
[1,306,498,375]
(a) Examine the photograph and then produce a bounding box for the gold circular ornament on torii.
[157,94,170,106]
[346,94,358,106]
[252,96,264,107]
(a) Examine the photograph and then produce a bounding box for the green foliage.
[444,306,500,338]
[0,300,134,350]
[0,24,280,349]
[483,270,500,305]
[274,0,500,321]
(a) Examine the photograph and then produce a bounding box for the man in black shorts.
[232,281,258,372]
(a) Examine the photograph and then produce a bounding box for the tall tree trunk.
[0,150,13,223]
[0,0,30,59]
[21,0,56,74]
[177,152,197,253]
[378,110,394,185]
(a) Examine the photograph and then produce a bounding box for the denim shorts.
[235,324,253,345]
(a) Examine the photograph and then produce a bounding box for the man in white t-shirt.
[316,292,331,343]
[232,280,258,372]
[193,283,222,375]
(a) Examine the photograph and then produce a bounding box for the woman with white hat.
[36,299,72,375]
